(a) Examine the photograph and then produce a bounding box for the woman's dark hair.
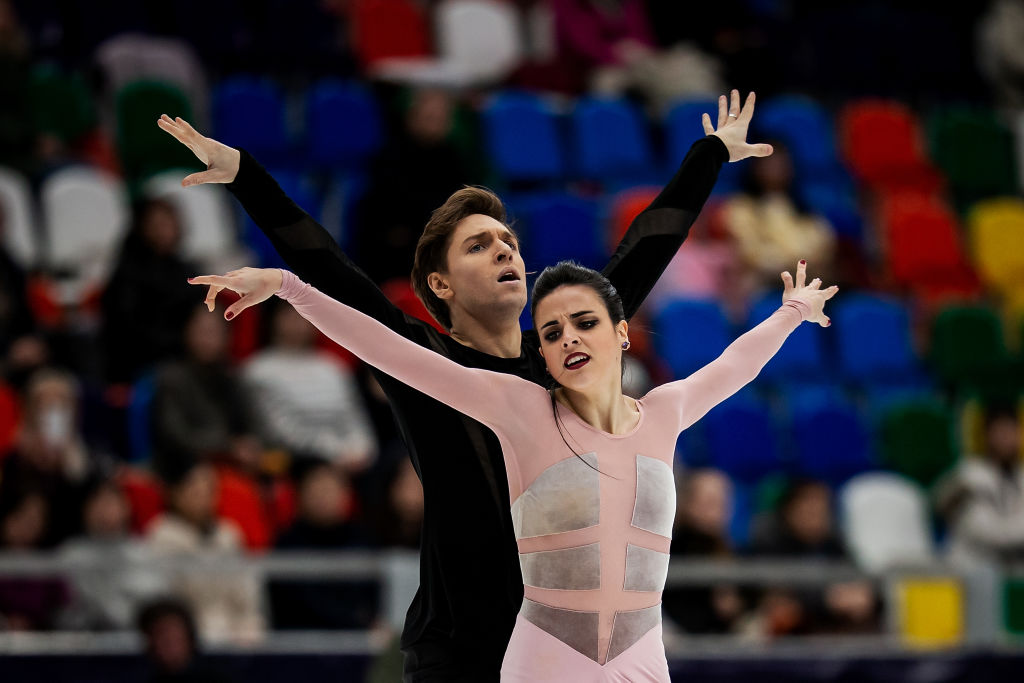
[530,261,625,476]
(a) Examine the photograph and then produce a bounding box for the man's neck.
[448,310,523,359]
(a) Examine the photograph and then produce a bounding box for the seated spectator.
[936,402,1024,570]
[147,461,265,643]
[720,141,836,293]
[244,299,376,472]
[662,468,749,634]
[152,306,261,480]
[101,198,199,384]
[365,454,423,550]
[353,87,475,284]
[59,478,167,629]
[269,462,378,629]
[748,479,879,635]
[0,488,70,630]
[136,597,236,683]
[0,367,91,545]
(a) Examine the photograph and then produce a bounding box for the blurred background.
[0,0,1023,681]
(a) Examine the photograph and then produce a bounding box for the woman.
[190,259,836,681]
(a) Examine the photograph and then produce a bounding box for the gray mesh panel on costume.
[630,455,676,537]
[521,598,600,662]
[511,452,600,539]
[520,543,601,590]
[606,604,661,662]
[623,543,670,592]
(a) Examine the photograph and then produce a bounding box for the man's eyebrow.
[540,311,593,330]
[460,231,491,247]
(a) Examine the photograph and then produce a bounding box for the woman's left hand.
[187,267,284,320]
[781,259,838,328]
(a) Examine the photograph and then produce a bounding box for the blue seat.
[653,298,732,380]
[212,77,289,162]
[664,98,741,194]
[747,294,828,384]
[833,294,918,384]
[704,393,781,484]
[305,80,382,170]
[518,193,603,271]
[753,96,839,174]
[790,397,873,485]
[797,177,864,241]
[127,372,156,463]
[483,92,563,182]
[572,96,654,183]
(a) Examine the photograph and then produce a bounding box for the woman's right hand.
[781,259,838,328]
[188,267,284,320]
[157,114,241,186]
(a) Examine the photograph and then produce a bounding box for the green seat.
[116,80,201,183]
[1003,578,1024,636]
[928,107,1017,211]
[29,64,96,144]
[880,399,957,487]
[930,305,1011,393]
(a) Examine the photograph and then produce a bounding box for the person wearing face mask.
[190,257,836,680]
[0,368,91,545]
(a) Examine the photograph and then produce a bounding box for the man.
[158,90,771,681]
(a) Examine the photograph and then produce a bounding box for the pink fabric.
[277,269,810,670]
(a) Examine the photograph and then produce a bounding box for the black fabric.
[226,134,727,681]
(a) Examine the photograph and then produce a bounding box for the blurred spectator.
[662,468,748,634]
[59,478,167,629]
[243,299,376,472]
[0,488,70,630]
[353,87,474,284]
[936,402,1024,570]
[136,597,236,683]
[551,0,722,110]
[720,141,836,292]
[365,455,422,550]
[101,198,199,384]
[269,462,378,629]
[147,461,265,643]
[976,0,1024,107]
[0,198,48,388]
[151,306,260,480]
[0,367,90,544]
[748,479,879,635]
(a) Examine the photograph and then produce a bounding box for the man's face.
[432,214,527,326]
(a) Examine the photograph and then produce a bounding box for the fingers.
[717,94,727,130]
[729,89,740,118]
[738,91,756,123]
[204,285,224,313]
[824,285,839,300]
[175,116,203,139]
[224,294,258,321]
[795,259,807,289]
[188,274,234,288]
[182,170,218,187]
[157,115,188,143]
[810,277,822,290]
[702,113,714,135]
[747,142,774,157]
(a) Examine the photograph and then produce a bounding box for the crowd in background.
[1,0,1023,655]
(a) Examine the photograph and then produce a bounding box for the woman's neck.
[555,384,638,435]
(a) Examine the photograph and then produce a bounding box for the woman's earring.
[622,340,630,351]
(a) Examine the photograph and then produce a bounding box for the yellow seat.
[896,576,965,648]
[968,198,1024,295]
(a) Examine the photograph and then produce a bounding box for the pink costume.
[276,270,811,682]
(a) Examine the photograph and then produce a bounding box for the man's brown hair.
[411,186,511,330]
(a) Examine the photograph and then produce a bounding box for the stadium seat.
[41,166,130,305]
[839,472,936,572]
[652,298,732,380]
[516,193,603,271]
[1003,578,1024,636]
[606,186,660,248]
[703,393,781,483]
[115,80,201,182]
[215,465,272,551]
[29,64,97,145]
[746,293,827,383]
[305,80,382,170]
[572,96,654,183]
[833,293,918,384]
[754,95,839,174]
[967,197,1024,303]
[212,77,290,163]
[482,92,563,183]
[896,577,965,647]
[879,399,957,487]
[0,382,19,457]
[790,397,873,485]
[664,98,740,194]
[0,166,39,269]
[928,107,1017,208]
[930,304,1010,390]
[351,0,432,68]
[435,0,523,83]
[117,466,165,533]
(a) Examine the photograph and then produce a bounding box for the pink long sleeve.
[648,298,812,431]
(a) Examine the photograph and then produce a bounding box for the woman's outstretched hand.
[157,114,241,186]
[782,260,838,328]
[188,267,283,320]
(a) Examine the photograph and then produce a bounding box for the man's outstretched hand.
[703,90,774,163]
[157,114,241,186]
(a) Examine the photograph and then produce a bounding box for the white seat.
[839,472,936,572]
[0,166,39,269]
[142,170,240,271]
[41,166,129,304]
[435,0,523,83]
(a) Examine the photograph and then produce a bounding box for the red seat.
[608,187,660,251]
[116,467,165,533]
[0,383,20,458]
[351,0,432,67]
[840,100,943,194]
[215,465,272,551]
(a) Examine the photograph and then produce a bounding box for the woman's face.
[535,285,628,395]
